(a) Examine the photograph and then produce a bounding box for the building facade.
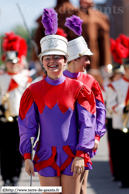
[97,0,129,38]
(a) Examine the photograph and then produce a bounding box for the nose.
[50,56,55,62]
[86,59,90,65]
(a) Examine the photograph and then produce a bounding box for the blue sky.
[0,0,106,35]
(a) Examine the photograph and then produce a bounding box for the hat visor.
[82,50,94,56]
[5,58,19,64]
[39,50,68,61]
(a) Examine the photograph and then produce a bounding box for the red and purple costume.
[18,75,96,177]
[63,70,106,157]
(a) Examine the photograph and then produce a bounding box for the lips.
[48,64,58,68]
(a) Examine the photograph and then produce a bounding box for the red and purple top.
[18,75,96,176]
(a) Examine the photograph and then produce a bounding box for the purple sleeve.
[95,99,106,138]
[18,102,39,156]
[76,102,96,154]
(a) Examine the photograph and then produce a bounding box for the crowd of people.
[0,0,129,193]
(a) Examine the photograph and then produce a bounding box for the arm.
[92,80,106,141]
[71,84,96,177]
[73,85,96,172]
[95,99,106,139]
[18,88,39,160]
[92,99,106,151]
[106,84,124,115]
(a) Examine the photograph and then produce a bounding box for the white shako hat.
[39,35,68,61]
[39,8,68,61]
[67,36,93,62]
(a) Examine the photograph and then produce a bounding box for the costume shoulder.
[67,76,93,95]
[28,79,45,94]
[112,78,122,86]
[89,75,105,104]
[107,83,116,92]
[19,80,44,119]
[0,72,10,82]
[0,72,8,77]
[66,76,83,86]
[78,73,95,87]
[84,73,95,81]
[112,78,124,90]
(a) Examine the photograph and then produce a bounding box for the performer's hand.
[25,159,35,176]
[123,105,129,113]
[92,139,99,151]
[71,157,85,178]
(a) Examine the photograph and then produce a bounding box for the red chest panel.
[29,77,82,114]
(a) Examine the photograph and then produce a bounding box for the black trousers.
[106,118,121,180]
[118,130,129,185]
[0,118,22,182]
[107,118,129,185]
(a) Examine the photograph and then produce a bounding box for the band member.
[63,15,106,194]
[0,32,31,186]
[105,64,124,180]
[66,0,111,87]
[106,34,129,188]
[18,8,96,194]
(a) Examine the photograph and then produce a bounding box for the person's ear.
[74,59,77,64]
[64,56,67,64]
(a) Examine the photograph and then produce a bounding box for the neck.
[47,72,63,80]
[45,74,66,86]
[67,62,79,73]
[80,6,88,14]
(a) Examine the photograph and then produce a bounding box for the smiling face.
[42,55,67,80]
[75,55,90,72]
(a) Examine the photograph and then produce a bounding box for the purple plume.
[41,8,58,35]
[65,15,83,36]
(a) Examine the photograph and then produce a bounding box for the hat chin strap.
[79,49,91,57]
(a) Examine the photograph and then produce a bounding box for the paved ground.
[0,132,129,193]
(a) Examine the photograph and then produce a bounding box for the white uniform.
[106,76,129,185]
[0,70,31,117]
[106,77,129,129]
[0,69,32,186]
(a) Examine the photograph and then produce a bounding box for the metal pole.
[30,137,35,188]
[16,3,39,57]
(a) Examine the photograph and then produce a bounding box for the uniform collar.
[63,69,80,78]
[45,75,66,86]
[7,71,19,75]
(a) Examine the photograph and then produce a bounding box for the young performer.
[106,34,129,188]
[0,32,31,186]
[18,8,96,194]
[63,15,106,194]
[105,64,124,181]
